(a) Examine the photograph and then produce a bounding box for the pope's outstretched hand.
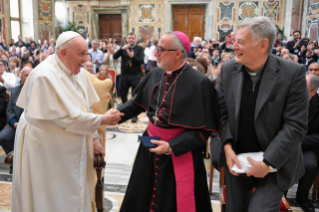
[101,108,124,125]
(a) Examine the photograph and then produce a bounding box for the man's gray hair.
[20,66,31,76]
[237,16,277,54]
[164,32,187,59]
[91,39,99,45]
[306,72,319,91]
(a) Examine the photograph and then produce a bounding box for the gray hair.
[164,32,187,59]
[306,72,319,91]
[20,66,32,76]
[91,39,99,45]
[237,16,277,54]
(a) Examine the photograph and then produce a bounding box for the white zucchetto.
[56,31,81,48]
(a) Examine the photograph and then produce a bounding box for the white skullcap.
[56,31,81,48]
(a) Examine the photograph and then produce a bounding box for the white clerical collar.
[165,61,186,75]
[55,55,72,77]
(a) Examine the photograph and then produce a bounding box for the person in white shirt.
[0,59,16,94]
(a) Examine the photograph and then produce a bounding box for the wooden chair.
[219,167,292,212]
[108,69,117,97]
[6,93,10,102]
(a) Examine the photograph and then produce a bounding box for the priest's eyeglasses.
[155,46,184,55]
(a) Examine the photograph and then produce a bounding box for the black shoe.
[295,197,315,212]
[131,117,138,123]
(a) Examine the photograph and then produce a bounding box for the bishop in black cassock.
[118,31,219,212]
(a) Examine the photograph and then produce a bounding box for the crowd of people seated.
[0,29,319,211]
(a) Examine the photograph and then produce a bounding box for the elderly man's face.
[232,27,260,67]
[20,67,32,84]
[281,48,289,56]
[194,39,200,47]
[48,46,55,55]
[309,63,319,76]
[282,54,292,61]
[50,38,55,44]
[155,34,181,71]
[92,41,99,51]
[85,62,93,73]
[64,37,88,75]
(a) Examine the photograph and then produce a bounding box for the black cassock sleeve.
[118,99,145,123]
[168,129,211,156]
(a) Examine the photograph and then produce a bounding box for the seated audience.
[0,59,16,95]
[294,72,319,212]
[0,66,32,158]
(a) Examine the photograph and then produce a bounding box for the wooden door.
[173,5,205,42]
[99,14,122,42]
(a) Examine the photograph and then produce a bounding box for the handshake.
[101,108,125,125]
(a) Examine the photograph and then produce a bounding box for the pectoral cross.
[153,115,159,125]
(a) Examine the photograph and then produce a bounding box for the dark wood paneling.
[99,14,122,41]
[173,5,205,42]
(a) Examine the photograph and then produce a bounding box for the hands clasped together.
[101,108,124,125]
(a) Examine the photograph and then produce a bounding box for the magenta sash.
[147,121,196,212]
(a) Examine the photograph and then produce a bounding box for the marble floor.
[0,113,316,211]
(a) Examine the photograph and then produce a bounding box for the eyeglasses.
[155,46,184,55]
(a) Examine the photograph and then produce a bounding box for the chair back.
[108,69,116,85]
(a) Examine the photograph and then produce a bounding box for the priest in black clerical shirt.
[118,31,219,212]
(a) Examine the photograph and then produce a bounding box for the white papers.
[231,152,277,174]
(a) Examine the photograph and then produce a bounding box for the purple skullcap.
[173,31,191,54]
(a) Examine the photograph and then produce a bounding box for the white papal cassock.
[12,54,102,212]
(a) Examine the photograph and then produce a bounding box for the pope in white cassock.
[11,31,124,212]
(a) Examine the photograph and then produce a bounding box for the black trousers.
[120,73,141,103]
[0,124,16,154]
[296,150,318,201]
[225,167,283,212]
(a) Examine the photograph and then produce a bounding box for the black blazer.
[218,54,308,191]
[286,39,308,55]
[302,93,319,155]
[6,84,23,123]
